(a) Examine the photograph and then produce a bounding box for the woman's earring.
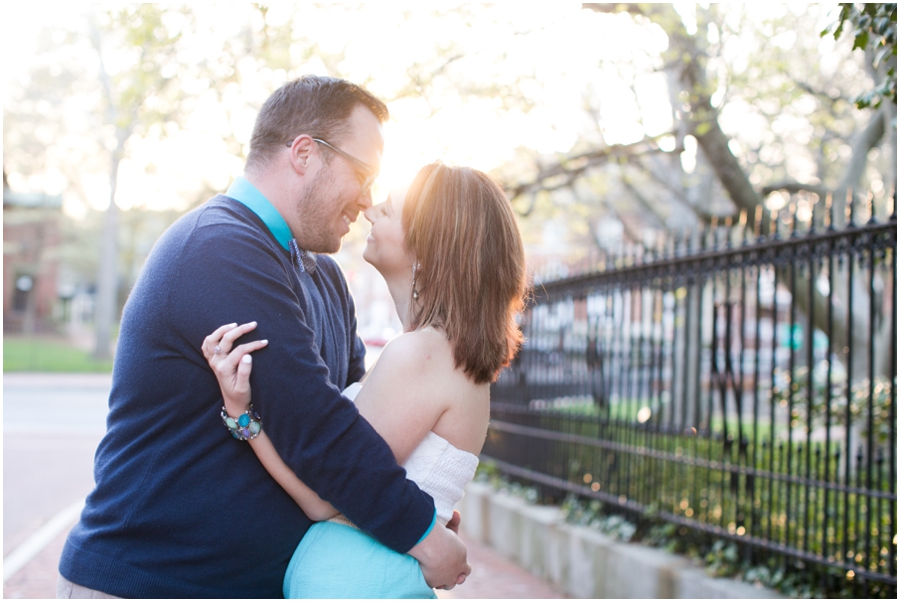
[412,263,421,300]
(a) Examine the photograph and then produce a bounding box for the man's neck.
[242,170,286,213]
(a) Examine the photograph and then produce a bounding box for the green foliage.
[485,399,896,597]
[474,462,540,503]
[560,495,637,541]
[772,366,895,445]
[562,490,894,597]
[4,336,114,373]
[98,5,195,131]
[480,453,896,597]
[823,3,898,108]
[704,539,740,576]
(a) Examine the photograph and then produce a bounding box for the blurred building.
[3,173,63,333]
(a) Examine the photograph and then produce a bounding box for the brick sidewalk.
[438,532,566,599]
[3,526,70,599]
[4,527,565,599]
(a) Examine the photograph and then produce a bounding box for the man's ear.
[287,135,315,175]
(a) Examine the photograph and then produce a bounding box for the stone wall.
[457,482,782,599]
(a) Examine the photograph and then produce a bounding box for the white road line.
[3,499,85,583]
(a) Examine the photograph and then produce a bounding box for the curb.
[3,499,83,583]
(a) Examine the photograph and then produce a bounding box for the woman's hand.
[202,322,268,415]
[202,321,338,520]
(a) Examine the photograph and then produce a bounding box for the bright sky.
[2,2,677,216]
[3,2,844,218]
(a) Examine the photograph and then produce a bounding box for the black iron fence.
[486,195,897,594]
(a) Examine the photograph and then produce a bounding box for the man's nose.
[357,191,373,212]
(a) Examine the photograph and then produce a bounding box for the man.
[58,76,470,598]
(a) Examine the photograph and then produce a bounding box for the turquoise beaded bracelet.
[221,404,262,440]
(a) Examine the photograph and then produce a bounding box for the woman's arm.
[242,419,338,521]
[204,323,338,521]
[205,325,451,516]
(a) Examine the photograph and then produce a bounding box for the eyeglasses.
[285,137,378,198]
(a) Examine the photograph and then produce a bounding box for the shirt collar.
[225,176,292,251]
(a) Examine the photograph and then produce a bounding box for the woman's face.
[362,184,414,275]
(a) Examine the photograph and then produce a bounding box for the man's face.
[292,105,383,253]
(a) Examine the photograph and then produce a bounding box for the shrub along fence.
[486,193,896,596]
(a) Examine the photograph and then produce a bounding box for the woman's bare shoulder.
[376,328,454,374]
[365,328,489,455]
[354,329,457,446]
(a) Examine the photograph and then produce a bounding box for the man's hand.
[408,518,471,590]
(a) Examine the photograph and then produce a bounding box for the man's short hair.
[246,75,389,173]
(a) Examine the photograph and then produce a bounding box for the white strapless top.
[343,382,479,525]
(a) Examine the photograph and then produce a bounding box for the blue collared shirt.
[226,176,292,251]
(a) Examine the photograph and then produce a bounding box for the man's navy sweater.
[59,195,435,598]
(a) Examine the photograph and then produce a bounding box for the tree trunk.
[665,8,893,381]
[881,95,897,206]
[673,278,703,428]
[586,3,896,384]
[832,112,885,228]
[93,153,121,360]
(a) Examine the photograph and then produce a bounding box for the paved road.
[3,374,110,598]
[2,373,564,599]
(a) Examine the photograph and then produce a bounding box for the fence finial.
[738,209,748,245]
[754,205,763,240]
[808,195,818,234]
[825,192,834,230]
[867,191,877,225]
[789,200,798,237]
[846,188,855,227]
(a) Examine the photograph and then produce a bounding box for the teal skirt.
[284,521,437,599]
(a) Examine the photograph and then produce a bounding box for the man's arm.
[209,325,471,588]
[170,217,434,553]
[344,280,368,385]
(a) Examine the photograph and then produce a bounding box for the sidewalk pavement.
[438,531,567,599]
[4,523,565,599]
[3,521,71,599]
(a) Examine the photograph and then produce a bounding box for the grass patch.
[4,336,113,373]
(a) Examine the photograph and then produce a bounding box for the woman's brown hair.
[404,162,526,384]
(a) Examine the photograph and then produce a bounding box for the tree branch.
[386,53,465,103]
[582,3,645,18]
[759,181,828,198]
[506,136,678,200]
[795,81,844,108]
[619,174,667,229]
[631,154,715,223]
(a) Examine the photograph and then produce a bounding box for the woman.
[203,162,526,598]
